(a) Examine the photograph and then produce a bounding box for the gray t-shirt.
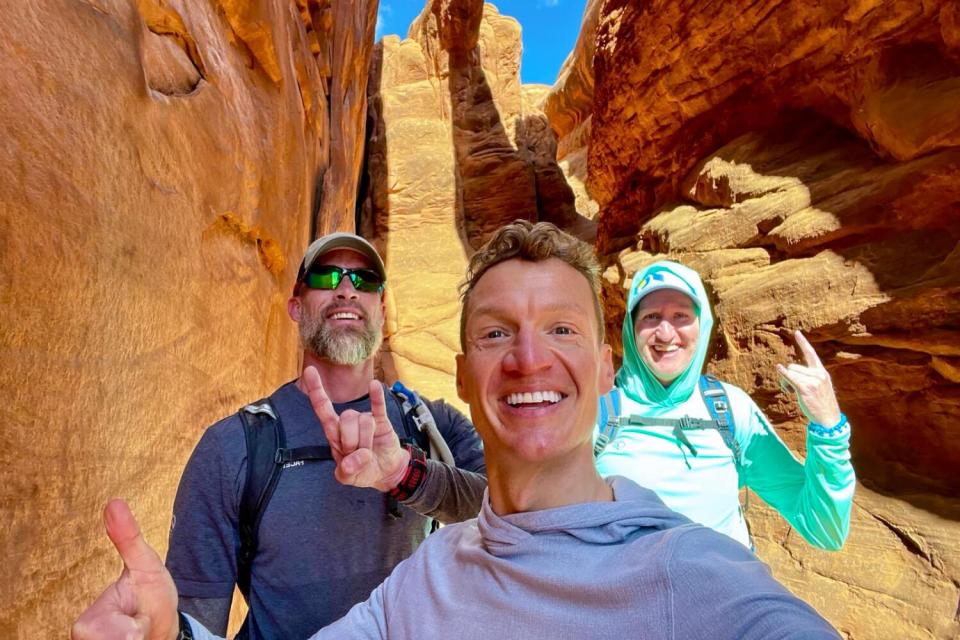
[166,380,485,639]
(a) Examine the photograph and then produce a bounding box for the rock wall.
[5,0,957,636]
[360,0,590,408]
[0,1,377,636]
[545,0,960,637]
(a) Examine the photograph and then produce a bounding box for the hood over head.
[617,260,713,412]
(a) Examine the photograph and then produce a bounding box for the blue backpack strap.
[699,374,742,466]
[391,381,454,465]
[593,389,622,457]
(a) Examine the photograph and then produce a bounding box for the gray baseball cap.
[295,232,386,288]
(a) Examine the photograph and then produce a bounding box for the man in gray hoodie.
[73,221,840,640]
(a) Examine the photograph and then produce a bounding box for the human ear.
[598,343,615,395]
[455,353,467,402]
[287,296,302,323]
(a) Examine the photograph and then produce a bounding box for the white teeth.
[653,344,679,352]
[331,312,359,320]
[505,391,563,406]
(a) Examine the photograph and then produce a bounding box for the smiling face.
[456,258,614,465]
[632,289,699,386]
[288,248,385,365]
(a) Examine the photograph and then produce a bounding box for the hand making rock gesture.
[775,330,842,429]
[303,366,411,492]
[71,500,178,640]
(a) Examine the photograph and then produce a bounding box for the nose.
[503,329,552,375]
[654,319,677,340]
[335,277,358,298]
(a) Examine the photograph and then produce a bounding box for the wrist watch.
[388,443,428,501]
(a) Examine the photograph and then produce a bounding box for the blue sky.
[375,0,588,85]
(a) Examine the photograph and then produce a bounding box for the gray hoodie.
[188,477,838,639]
[321,477,836,639]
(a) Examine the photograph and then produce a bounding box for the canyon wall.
[0,1,377,636]
[4,0,958,637]
[546,1,960,637]
[361,0,590,408]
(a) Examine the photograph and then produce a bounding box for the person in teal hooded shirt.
[595,261,855,550]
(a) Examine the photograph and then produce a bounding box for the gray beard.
[299,307,383,366]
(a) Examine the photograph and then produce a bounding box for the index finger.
[303,367,342,448]
[793,330,824,370]
[103,499,164,574]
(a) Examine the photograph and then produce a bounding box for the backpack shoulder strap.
[237,399,283,600]
[390,381,454,463]
[593,388,622,457]
[387,383,424,446]
[236,399,333,599]
[699,374,742,465]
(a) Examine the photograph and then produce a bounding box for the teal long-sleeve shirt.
[595,381,855,550]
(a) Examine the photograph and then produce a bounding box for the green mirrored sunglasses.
[303,265,385,293]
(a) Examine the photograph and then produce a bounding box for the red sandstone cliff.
[0,1,377,636]
[3,1,958,638]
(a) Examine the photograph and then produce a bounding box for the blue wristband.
[808,413,848,437]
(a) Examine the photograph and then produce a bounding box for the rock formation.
[4,0,958,637]
[360,0,590,408]
[0,1,376,636]
[543,0,960,637]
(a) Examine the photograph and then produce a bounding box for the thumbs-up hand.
[303,367,411,492]
[71,500,179,640]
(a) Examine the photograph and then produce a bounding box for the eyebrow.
[636,299,695,311]
[469,300,591,320]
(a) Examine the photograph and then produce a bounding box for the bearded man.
[164,233,486,639]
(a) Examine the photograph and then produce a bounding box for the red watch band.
[388,444,428,501]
